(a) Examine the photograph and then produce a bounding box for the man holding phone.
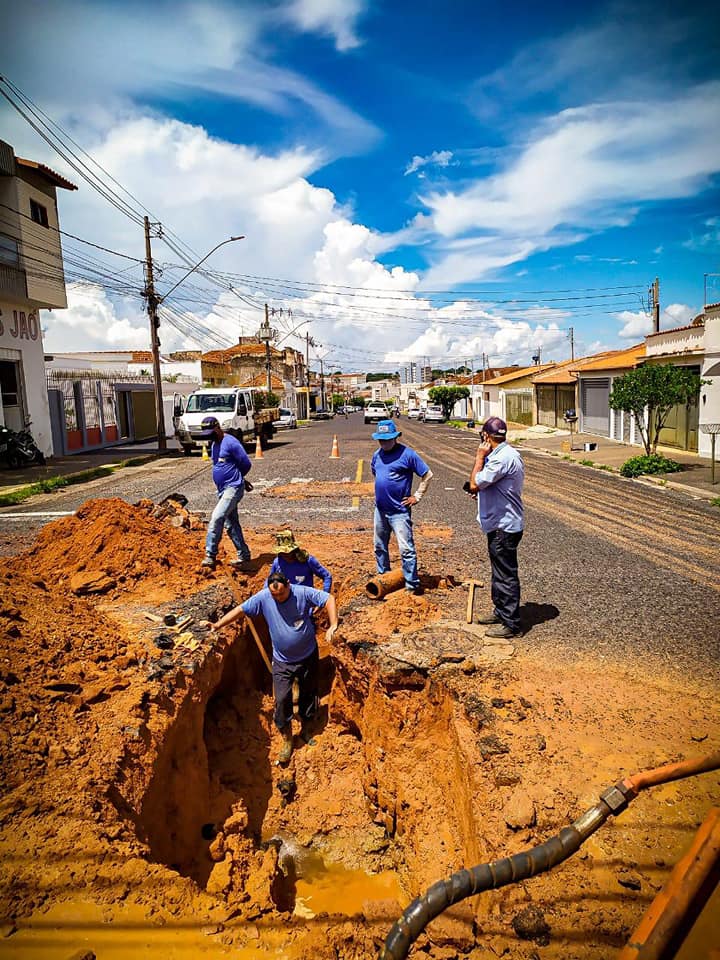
[468,417,525,638]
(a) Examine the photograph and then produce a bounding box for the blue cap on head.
[372,419,401,441]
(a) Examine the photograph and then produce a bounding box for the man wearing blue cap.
[468,416,525,638]
[201,416,254,571]
[371,419,433,594]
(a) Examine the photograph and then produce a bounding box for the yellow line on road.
[352,458,364,507]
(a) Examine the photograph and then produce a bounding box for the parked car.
[364,402,388,424]
[273,407,297,430]
[423,404,445,423]
[407,408,421,420]
[311,408,335,420]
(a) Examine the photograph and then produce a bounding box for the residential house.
[479,364,556,425]
[642,320,701,453]
[201,338,306,415]
[450,367,521,420]
[574,344,646,442]
[0,139,77,455]
[532,353,623,429]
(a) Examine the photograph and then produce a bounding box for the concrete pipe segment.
[365,569,407,600]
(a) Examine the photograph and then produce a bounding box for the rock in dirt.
[511,904,551,945]
[70,571,116,596]
[504,789,536,830]
[617,868,643,890]
[478,734,510,758]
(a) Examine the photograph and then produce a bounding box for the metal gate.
[505,390,533,426]
[581,378,610,436]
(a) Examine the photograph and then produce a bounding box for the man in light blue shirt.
[468,416,525,638]
[209,573,338,764]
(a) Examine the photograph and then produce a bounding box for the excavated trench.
[126,615,487,941]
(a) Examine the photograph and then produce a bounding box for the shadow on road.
[520,602,560,633]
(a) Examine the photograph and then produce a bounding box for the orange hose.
[622,752,720,796]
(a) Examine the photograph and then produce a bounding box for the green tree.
[428,385,470,419]
[331,393,345,410]
[253,390,280,410]
[609,365,706,455]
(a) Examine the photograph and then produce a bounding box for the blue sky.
[3,0,719,369]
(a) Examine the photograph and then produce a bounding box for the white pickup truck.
[172,387,278,455]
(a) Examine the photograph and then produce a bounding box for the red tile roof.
[16,157,78,191]
[572,343,645,373]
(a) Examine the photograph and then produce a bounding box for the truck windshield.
[185,394,236,413]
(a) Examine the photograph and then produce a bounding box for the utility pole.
[568,326,575,362]
[143,216,167,451]
[305,331,315,418]
[650,277,660,333]
[319,356,325,410]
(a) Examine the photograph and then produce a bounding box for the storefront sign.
[0,308,40,341]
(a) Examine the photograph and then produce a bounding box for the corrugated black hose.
[379,781,635,960]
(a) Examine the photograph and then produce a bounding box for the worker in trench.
[200,415,254,572]
[265,529,332,591]
[467,416,525,639]
[371,418,433,595]
[207,572,338,764]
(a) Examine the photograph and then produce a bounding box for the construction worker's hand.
[402,495,418,507]
[199,619,219,633]
[244,480,254,492]
[326,624,338,642]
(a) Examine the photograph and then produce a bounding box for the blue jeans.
[374,507,419,590]
[205,484,250,560]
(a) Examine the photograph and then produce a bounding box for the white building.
[0,140,77,455]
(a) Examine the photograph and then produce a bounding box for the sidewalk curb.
[519,444,719,504]
[0,453,163,506]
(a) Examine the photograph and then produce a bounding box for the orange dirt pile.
[18,497,208,600]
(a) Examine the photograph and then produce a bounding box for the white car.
[273,407,297,429]
[423,404,445,423]
[364,402,388,424]
[407,408,421,419]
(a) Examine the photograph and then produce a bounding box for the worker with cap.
[467,416,525,638]
[371,418,433,595]
[201,416,254,571]
[208,572,338,764]
[266,529,332,592]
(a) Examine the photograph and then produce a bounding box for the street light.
[146,234,244,451]
[158,236,245,305]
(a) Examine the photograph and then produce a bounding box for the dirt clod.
[512,904,551,945]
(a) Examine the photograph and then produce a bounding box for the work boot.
[405,585,424,596]
[300,720,317,747]
[475,613,501,625]
[485,623,519,639]
[278,728,294,765]
[229,557,253,572]
[201,555,216,570]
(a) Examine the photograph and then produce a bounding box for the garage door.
[581,378,610,436]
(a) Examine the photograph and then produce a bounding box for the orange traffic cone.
[329,434,340,459]
[254,434,264,459]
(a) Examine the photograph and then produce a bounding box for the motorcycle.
[0,422,46,468]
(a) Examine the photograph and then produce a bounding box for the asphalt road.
[3,414,719,680]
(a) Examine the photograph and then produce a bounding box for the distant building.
[0,139,77,455]
[201,338,306,415]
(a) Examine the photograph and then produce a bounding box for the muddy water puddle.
[290,847,403,919]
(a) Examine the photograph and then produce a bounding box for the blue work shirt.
[211,433,251,493]
[371,443,430,514]
[241,585,330,663]
[267,554,332,592]
[474,442,525,534]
